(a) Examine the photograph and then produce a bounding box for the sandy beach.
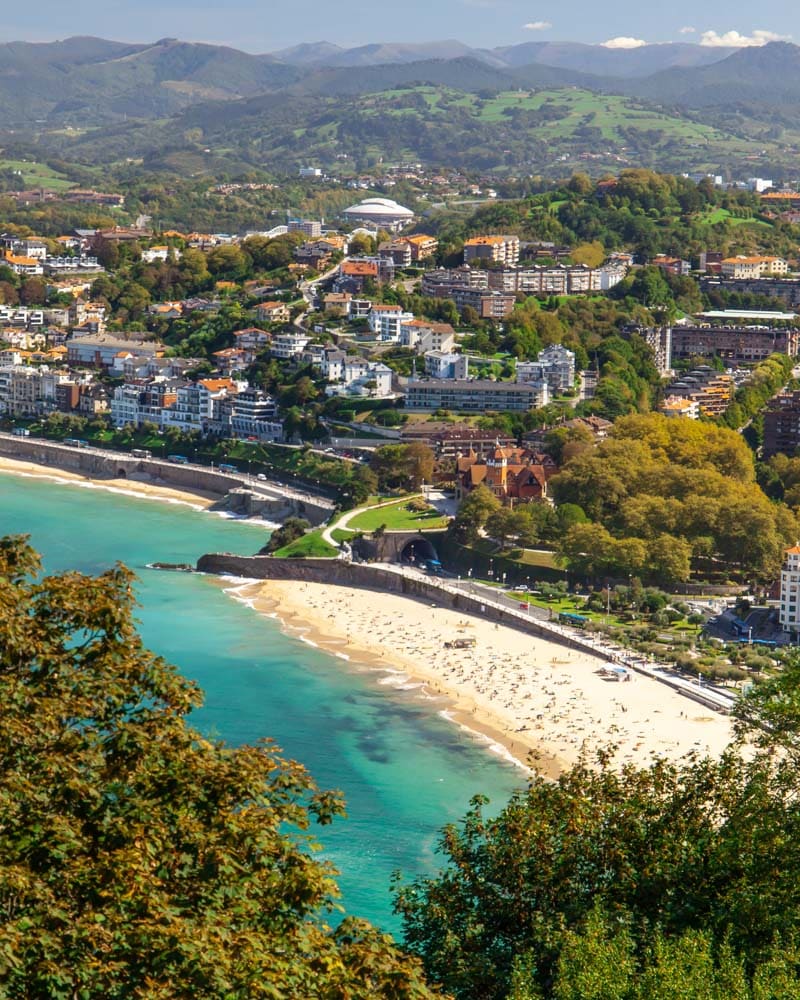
[237,579,736,776]
[0,455,218,509]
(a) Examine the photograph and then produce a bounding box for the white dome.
[343,197,414,219]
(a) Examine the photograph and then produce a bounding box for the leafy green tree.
[451,485,501,543]
[0,535,438,999]
[263,515,311,553]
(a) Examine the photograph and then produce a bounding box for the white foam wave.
[438,710,531,772]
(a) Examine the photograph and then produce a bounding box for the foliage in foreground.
[394,717,800,1000]
[0,536,437,998]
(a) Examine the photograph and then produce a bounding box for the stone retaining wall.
[195,553,604,659]
[0,434,333,525]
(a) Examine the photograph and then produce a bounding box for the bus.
[64,438,89,448]
[131,448,152,459]
[559,612,589,628]
[218,463,238,473]
[167,454,189,464]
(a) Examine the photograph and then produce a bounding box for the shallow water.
[0,472,522,933]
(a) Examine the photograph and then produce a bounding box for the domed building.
[342,197,415,231]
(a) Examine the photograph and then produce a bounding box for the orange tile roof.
[199,378,236,392]
[464,235,516,246]
[341,261,378,276]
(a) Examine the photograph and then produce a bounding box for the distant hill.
[630,42,800,107]
[286,57,525,97]
[265,37,737,76]
[490,40,736,77]
[0,36,300,124]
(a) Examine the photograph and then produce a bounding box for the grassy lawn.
[272,530,338,558]
[330,527,356,543]
[472,539,558,569]
[347,498,449,532]
[0,158,74,191]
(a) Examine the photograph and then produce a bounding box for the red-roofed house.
[456,445,557,503]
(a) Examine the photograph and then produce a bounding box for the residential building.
[660,395,700,419]
[334,259,379,294]
[424,351,469,379]
[399,320,456,355]
[404,379,547,412]
[367,305,414,342]
[516,345,575,393]
[347,298,372,320]
[213,347,253,375]
[109,378,182,428]
[321,348,393,397]
[670,325,800,364]
[664,368,734,417]
[323,292,351,316]
[720,256,789,278]
[402,234,438,261]
[270,332,310,359]
[651,255,691,277]
[161,380,230,434]
[779,545,800,632]
[3,252,43,276]
[638,326,673,375]
[421,267,489,295]
[763,390,800,458]
[225,389,283,441]
[0,306,44,328]
[456,445,556,503]
[379,240,412,268]
[400,423,516,457]
[288,219,323,238]
[254,301,290,325]
[463,235,520,266]
[233,327,271,351]
[701,276,800,308]
[67,334,163,368]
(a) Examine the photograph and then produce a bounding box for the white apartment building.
[424,351,469,380]
[367,305,414,342]
[270,332,310,359]
[517,345,575,393]
[225,389,283,441]
[780,546,800,632]
[399,320,456,355]
[325,358,393,398]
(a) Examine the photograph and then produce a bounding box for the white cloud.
[601,36,648,49]
[700,28,790,47]
[523,20,552,31]
[679,26,696,35]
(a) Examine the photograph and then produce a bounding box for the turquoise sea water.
[0,472,522,933]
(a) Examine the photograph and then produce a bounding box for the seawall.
[0,433,333,525]
[196,553,603,658]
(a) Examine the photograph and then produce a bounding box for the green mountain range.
[2,36,800,181]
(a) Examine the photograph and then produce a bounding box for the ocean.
[0,472,523,934]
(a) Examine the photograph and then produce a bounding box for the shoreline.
[0,455,222,510]
[228,578,736,777]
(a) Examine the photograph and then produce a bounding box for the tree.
[370,443,435,492]
[394,748,800,1000]
[0,536,438,998]
[451,485,501,543]
[263,516,311,553]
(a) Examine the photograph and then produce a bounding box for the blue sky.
[2,0,799,52]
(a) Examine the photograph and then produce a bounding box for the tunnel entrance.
[400,537,439,566]
[116,468,127,479]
